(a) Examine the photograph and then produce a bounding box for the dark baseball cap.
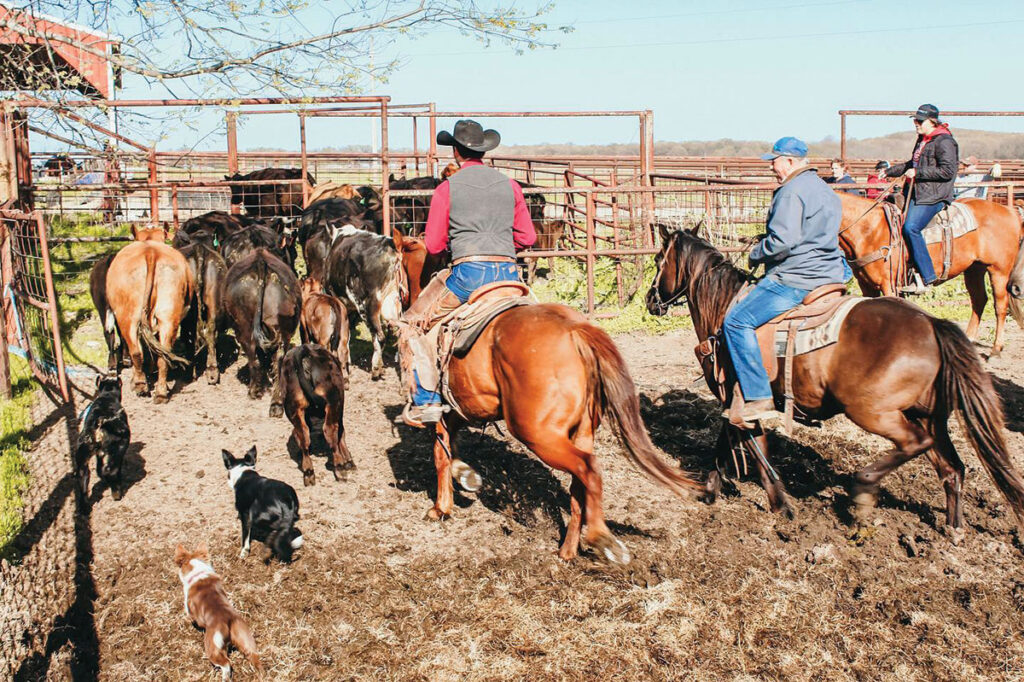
[911,103,940,122]
[761,136,808,160]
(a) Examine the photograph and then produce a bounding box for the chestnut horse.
[429,304,705,563]
[106,240,194,402]
[838,194,1024,355]
[646,225,1024,535]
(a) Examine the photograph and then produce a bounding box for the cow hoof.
[110,488,123,501]
[269,404,283,418]
[703,470,722,505]
[133,383,149,396]
[206,371,220,385]
[332,461,355,481]
[451,460,482,493]
[153,393,169,405]
[303,471,316,487]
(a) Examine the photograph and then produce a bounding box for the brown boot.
[730,399,778,429]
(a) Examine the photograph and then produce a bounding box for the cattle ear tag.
[214,237,219,247]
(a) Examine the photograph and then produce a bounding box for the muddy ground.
[83,323,1024,681]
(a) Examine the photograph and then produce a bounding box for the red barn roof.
[0,3,117,98]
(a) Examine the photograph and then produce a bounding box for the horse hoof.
[268,404,283,418]
[592,534,631,565]
[946,525,966,546]
[452,460,482,493]
[425,507,450,522]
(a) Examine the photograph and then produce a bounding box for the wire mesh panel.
[1,210,69,400]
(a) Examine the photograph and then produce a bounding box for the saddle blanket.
[770,296,865,358]
[921,201,977,245]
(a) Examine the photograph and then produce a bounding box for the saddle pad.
[921,202,977,245]
[452,296,532,357]
[772,296,865,357]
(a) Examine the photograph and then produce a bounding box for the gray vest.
[447,164,516,261]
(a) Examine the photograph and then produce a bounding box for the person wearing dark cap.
[397,119,537,427]
[866,160,890,199]
[879,103,959,294]
[722,136,847,427]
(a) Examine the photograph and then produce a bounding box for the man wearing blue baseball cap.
[721,136,847,427]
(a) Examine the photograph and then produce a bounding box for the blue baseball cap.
[761,136,808,161]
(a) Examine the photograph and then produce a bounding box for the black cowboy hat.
[436,119,500,153]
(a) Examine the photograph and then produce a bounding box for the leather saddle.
[754,282,848,381]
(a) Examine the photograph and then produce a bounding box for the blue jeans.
[412,260,523,406]
[722,277,810,402]
[445,261,522,303]
[903,200,945,284]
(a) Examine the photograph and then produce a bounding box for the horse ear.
[130,224,139,240]
[690,219,705,236]
[658,223,671,244]
[392,227,404,251]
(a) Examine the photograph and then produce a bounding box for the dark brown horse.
[430,303,705,563]
[646,225,1024,534]
[838,194,1024,355]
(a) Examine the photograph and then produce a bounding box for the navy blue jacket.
[749,166,847,290]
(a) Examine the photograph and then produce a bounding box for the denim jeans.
[902,200,945,284]
[722,277,810,402]
[445,261,522,303]
[410,260,523,405]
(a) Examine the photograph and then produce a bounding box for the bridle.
[648,238,688,314]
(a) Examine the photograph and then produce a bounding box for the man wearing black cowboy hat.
[879,103,959,294]
[397,119,537,427]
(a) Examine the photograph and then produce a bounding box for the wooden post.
[0,223,11,399]
[11,109,32,209]
[148,148,159,225]
[226,111,239,215]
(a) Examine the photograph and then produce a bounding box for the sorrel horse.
[646,225,1024,533]
[838,194,1024,356]
[429,303,705,564]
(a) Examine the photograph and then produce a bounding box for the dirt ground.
[85,321,1024,681]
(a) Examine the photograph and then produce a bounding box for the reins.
[838,178,901,235]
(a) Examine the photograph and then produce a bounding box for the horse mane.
[669,228,749,337]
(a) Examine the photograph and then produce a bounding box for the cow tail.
[1008,231,1024,329]
[294,345,324,407]
[328,303,341,355]
[252,254,278,352]
[137,250,188,367]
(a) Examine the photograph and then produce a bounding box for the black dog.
[75,374,131,500]
[222,446,303,562]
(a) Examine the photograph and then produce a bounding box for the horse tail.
[137,249,189,367]
[252,253,277,352]
[571,323,705,497]
[932,317,1024,527]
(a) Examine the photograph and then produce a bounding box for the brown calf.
[299,278,350,387]
[280,344,354,486]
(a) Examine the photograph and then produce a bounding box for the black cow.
[89,253,124,370]
[220,220,297,271]
[177,242,227,384]
[389,174,440,233]
[219,248,301,416]
[323,229,404,380]
[173,210,251,249]
[298,198,366,242]
[226,168,316,219]
[75,374,131,501]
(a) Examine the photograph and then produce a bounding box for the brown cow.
[131,224,169,242]
[299,278,350,387]
[307,182,358,205]
[525,219,569,284]
[392,229,447,308]
[106,241,195,402]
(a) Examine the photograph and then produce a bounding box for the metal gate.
[0,208,69,401]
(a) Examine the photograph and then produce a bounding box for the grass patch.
[0,357,38,557]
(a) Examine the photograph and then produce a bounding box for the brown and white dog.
[174,543,262,680]
[299,277,350,387]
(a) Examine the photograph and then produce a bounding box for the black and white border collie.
[222,446,303,562]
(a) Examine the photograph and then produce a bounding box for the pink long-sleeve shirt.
[423,159,537,255]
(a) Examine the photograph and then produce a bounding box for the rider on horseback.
[879,103,960,295]
[398,120,537,428]
[723,136,848,427]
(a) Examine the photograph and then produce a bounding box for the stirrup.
[899,272,928,296]
[397,402,448,429]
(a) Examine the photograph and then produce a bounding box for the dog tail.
[268,507,300,562]
[229,618,263,674]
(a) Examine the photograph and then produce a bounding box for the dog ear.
[95,374,104,389]
[244,445,257,465]
[196,542,209,559]
[174,543,188,566]
[221,449,234,469]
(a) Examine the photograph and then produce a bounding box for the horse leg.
[323,399,354,481]
[561,476,586,562]
[963,263,987,343]
[426,419,457,521]
[845,409,934,521]
[745,426,794,518]
[923,417,966,534]
[989,268,1009,357]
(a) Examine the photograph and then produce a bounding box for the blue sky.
[35,0,1024,152]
